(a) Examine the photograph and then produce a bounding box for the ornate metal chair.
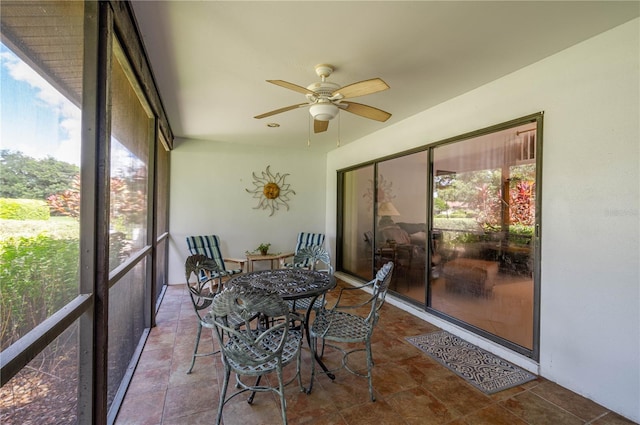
[185,235,244,280]
[184,254,225,374]
[211,284,304,425]
[282,232,325,269]
[185,254,249,374]
[309,261,394,402]
[286,245,333,315]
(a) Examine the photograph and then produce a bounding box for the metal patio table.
[227,268,337,392]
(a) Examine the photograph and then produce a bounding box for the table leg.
[247,376,261,403]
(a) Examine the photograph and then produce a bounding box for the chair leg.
[276,366,288,425]
[366,339,375,402]
[309,335,317,394]
[318,335,326,358]
[216,366,231,425]
[187,322,203,374]
[295,343,304,393]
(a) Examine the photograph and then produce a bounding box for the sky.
[1,42,81,166]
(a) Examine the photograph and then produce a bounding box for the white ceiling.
[131,1,639,151]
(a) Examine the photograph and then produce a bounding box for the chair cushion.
[284,232,326,268]
[409,231,427,245]
[186,235,225,266]
[295,232,325,251]
[380,225,411,245]
[186,235,242,276]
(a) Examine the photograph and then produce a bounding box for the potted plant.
[257,243,271,255]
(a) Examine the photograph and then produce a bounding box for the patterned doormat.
[406,331,536,394]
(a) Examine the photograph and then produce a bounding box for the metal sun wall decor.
[245,165,296,216]
[363,174,395,211]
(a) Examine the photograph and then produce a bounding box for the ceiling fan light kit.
[309,102,339,121]
[255,63,392,135]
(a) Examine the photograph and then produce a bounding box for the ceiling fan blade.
[341,101,392,122]
[267,80,316,96]
[332,78,389,99]
[254,103,308,119]
[314,119,329,133]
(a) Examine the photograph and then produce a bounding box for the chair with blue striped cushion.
[282,232,326,269]
[186,235,244,280]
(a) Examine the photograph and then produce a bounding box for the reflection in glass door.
[430,122,538,352]
[377,152,429,303]
[339,165,375,281]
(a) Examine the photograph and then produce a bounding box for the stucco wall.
[326,19,639,422]
[168,140,327,282]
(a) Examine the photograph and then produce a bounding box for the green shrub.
[448,211,468,218]
[0,198,50,220]
[0,217,78,239]
[434,217,482,232]
[509,224,534,245]
[0,233,79,349]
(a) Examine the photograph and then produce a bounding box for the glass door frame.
[425,112,543,360]
[336,112,543,360]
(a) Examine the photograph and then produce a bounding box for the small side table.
[224,257,248,273]
[245,252,294,272]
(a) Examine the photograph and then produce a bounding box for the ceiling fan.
[254,64,392,133]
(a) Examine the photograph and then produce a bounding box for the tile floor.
[116,281,636,425]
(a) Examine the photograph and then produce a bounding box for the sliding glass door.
[337,114,541,358]
[338,151,429,302]
[430,122,538,353]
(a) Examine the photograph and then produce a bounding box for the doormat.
[406,331,536,394]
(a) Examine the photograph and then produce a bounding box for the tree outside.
[0,150,79,201]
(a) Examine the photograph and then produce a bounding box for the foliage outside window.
[0,22,82,421]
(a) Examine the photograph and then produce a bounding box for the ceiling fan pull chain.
[308,114,312,147]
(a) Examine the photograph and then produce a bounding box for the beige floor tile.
[500,391,583,425]
[530,380,608,422]
[116,282,630,425]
